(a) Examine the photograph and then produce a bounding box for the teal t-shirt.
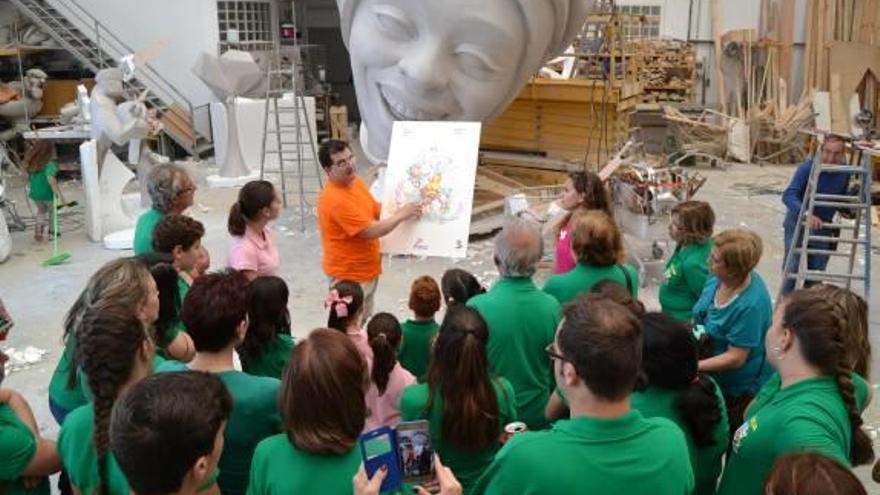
[241,334,296,380]
[0,404,49,495]
[473,411,694,495]
[28,161,58,202]
[246,434,361,495]
[57,404,129,495]
[400,378,517,493]
[717,374,870,495]
[398,319,440,381]
[692,273,773,397]
[658,241,712,322]
[542,263,639,306]
[468,278,561,430]
[133,208,165,255]
[156,360,281,495]
[631,380,728,495]
[48,336,88,415]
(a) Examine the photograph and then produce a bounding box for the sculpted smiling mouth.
[378,84,448,121]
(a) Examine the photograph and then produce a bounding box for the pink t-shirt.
[227,225,280,277]
[553,223,577,274]
[365,362,416,431]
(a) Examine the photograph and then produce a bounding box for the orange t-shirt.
[318,177,382,282]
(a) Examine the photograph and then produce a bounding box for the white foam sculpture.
[335,0,593,163]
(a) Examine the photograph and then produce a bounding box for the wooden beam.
[712,0,727,113]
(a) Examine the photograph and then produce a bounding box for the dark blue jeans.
[782,217,836,295]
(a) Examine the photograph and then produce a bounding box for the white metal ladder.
[780,143,873,300]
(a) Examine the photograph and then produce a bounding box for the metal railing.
[11,0,208,150]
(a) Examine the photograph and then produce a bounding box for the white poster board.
[380,121,481,258]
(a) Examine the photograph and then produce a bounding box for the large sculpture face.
[337,0,591,162]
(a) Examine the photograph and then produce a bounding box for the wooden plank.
[778,0,795,97]
[712,0,727,113]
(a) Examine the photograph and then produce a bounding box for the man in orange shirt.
[317,139,420,316]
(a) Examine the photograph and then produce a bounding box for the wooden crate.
[481,78,642,167]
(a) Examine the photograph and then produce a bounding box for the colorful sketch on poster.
[380,121,481,258]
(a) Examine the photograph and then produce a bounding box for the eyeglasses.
[544,342,568,362]
[333,155,356,168]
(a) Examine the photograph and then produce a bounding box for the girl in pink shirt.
[364,313,415,430]
[326,281,373,364]
[227,180,281,280]
[552,172,613,274]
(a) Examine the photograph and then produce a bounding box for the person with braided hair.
[716,289,874,495]
[806,283,871,379]
[400,306,516,494]
[57,303,155,495]
[47,258,159,426]
[364,313,414,430]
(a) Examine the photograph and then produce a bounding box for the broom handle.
[52,194,59,253]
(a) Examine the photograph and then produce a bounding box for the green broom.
[43,194,71,266]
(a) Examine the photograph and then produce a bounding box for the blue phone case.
[359,426,403,493]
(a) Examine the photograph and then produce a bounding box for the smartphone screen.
[396,420,434,484]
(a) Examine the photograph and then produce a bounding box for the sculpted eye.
[454,47,500,80]
[373,6,416,41]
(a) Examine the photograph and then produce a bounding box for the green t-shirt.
[28,161,58,202]
[658,241,712,322]
[241,334,296,380]
[57,404,129,495]
[400,378,517,493]
[156,360,281,495]
[246,433,361,495]
[631,380,728,495]
[472,411,694,495]
[542,263,639,306]
[467,278,561,430]
[0,404,49,495]
[48,336,88,415]
[716,374,870,495]
[398,320,440,381]
[133,208,165,256]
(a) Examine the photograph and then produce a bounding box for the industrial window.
[217,1,274,53]
[618,4,662,40]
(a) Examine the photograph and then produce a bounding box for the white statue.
[335,0,592,163]
[0,68,47,141]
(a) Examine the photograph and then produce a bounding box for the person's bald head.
[493,218,543,278]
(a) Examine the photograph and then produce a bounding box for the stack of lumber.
[635,40,697,103]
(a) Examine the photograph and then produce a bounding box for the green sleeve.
[852,373,870,413]
[398,385,422,422]
[774,416,847,464]
[245,446,264,495]
[682,257,710,300]
[0,410,37,479]
[498,379,518,424]
[45,162,58,178]
[624,264,640,297]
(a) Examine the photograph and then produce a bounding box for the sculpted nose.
[398,43,448,94]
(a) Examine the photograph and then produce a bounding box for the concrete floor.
[0,158,878,490]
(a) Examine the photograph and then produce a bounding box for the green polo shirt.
[658,241,712,322]
[156,361,281,495]
[57,404,129,495]
[631,380,728,495]
[48,336,88,415]
[467,278,561,430]
[241,334,296,380]
[246,433,361,495]
[542,263,639,306]
[473,410,694,495]
[716,374,870,495]
[133,208,165,255]
[0,404,49,495]
[400,378,517,493]
[27,161,57,202]
[398,319,440,381]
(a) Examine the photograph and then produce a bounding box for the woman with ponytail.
[632,312,727,495]
[400,306,517,494]
[57,304,155,495]
[364,313,415,430]
[716,289,874,495]
[227,180,281,280]
[47,258,159,425]
[238,276,295,380]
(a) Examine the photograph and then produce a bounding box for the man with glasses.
[317,139,420,317]
[781,134,850,294]
[134,164,197,255]
[474,295,694,495]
